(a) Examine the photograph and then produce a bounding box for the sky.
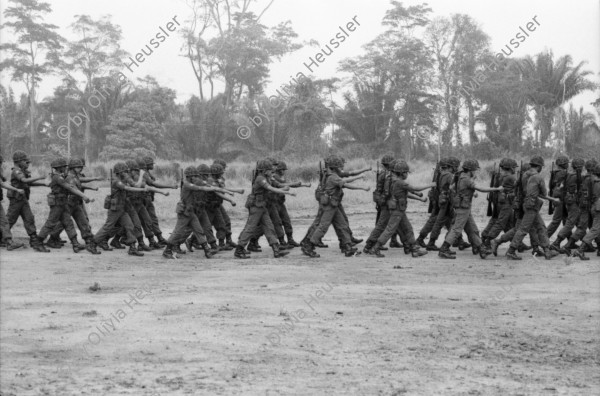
[1,0,599,116]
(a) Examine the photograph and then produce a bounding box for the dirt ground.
[1,211,599,396]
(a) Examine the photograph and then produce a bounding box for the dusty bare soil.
[1,212,599,396]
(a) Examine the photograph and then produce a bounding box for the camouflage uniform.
[546,157,569,237]
[7,159,40,246]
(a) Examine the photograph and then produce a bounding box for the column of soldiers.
[1,151,599,260]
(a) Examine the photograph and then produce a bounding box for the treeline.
[0,0,598,165]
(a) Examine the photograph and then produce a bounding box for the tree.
[0,85,30,157]
[59,14,128,163]
[0,0,63,157]
[518,51,596,147]
[563,104,597,154]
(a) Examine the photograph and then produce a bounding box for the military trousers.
[509,208,549,250]
[266,203,285,239]
[7,198,37,236]
[276,201,293,236]
[143,197,164,237]
[444,208,482,247]
[38,204,78,242]
[0,203,13,241]
[546,203,564,238]
[582,210,600,246]
[556,203,580,240]
[483,204,514,240]
[377,210,416,246]
[50,203,94,241]
[571,207,591,242]
[94,209,136,245]
[217,205,232,239]
[238,205,278,247]
[309,204,352,246]
[169,212,207,246]
[188,207,217,244]
[367,205,391,243]
[207,204,228,239]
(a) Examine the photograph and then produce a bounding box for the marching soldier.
[438,159,504,259]
[7,151,49,251]
[546,156,570,238]
[234,159,296,259]
[363,154,396,254]
[206,163,238,250]
[565,159,599,254]
[302,156,370,258]
[571,163,600,260]
[502,156,560,260]
[0,155,25,250]
[480,159,518,253]
[272,161,310,248]
[93,162,147,256]
[36,158,93,253]
[370,160,430,258]
[212,159,238,250]
[162,166,226,259]
[549,158,585,253]
[140,156,176,247]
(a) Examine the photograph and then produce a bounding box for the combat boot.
[490,239,501,256]
[301,241,320,258]
[155,233,168,248]
[247,239,262,252]
[531,246,543,257]
[390,235,403,248]
[85,240,100,255]
[570,244,589,261]
[403,245,411,255]
[173,244,187,255]
[371,242,385,258]
[438,242,455,259]
[128,244,144,257]
[71,238,86,253]
[505,246,521,260]
[0,241,6,248]
[351,236,363,246]
[184,238,195,253]
[5,239,24,251]
[565,238,580,251]
[271,243,289,258]
[147,236,161,250]
[109,237,125,249]
[363,240,375,255]
[315,239,328,248]
[234,245,250,259]
[137,238,152,252]
[32,237,50,253]
[201,242,214,258]
[455,240,471,250]
[517,243,532,252]
[426,240,439,251]
[411,245,428,258]
[482,238,492,251]
[582,241,595,253]
[472,245,480,255]
[479,244,491,259]
[210,242,220,254]
[226,235,237,249]
[343,243,360,257]
[416,237,427,249]
[543,247,559,260]
[46,238,63,249]
[219,238,233,251]
[286,234,300,248]
[162,244,177,259]
[278,237,290,250]
[97,240,113,251]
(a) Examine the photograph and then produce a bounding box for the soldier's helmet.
[438,157,449,168]
[448,157,461,170]
[125,160,139,171]
[521,163,531,172]
[69,158,84,169]
[594,164,600,176]
[210,163,224,175]
[585,159,598,171]
[276,161,288,171]
[213,159,227,168]
[13,150,29,163]
[184,166,198,177]
[529,156,545,167]
[571,158,585,169]
[143,156,155,166]
[136,158,147,170]
[500,158,517,170]
[462,159,480,171]
[113,162,128,174]
[78,157,86,167]
[266,157,278,168]
[256,159,273,171]
[328,156,344,169]
[555,156,569,166]
[197,164,211,174]
[51,157,68,169]
[381,153,395,166]
[393,160,410,173]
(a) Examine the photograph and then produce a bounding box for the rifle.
[375,162,381,224]
[486,162,496,217]
[548,163,555,215]
[515,161,524,218]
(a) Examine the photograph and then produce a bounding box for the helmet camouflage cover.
[113,162,128,174]
[69,158,84,169]
[51,157,68,168]
[125,160,139,171]
[210,163,224,175]
[529,156,545,167]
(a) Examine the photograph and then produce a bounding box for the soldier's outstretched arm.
[216,192,236,206]
[406,182,436,192]
[408,192,427,202]
[343,184,370,192]
[0,181,24,194]
[145,186,169,196]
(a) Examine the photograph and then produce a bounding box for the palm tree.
[518,51,596,146]
[563,104,597,154]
